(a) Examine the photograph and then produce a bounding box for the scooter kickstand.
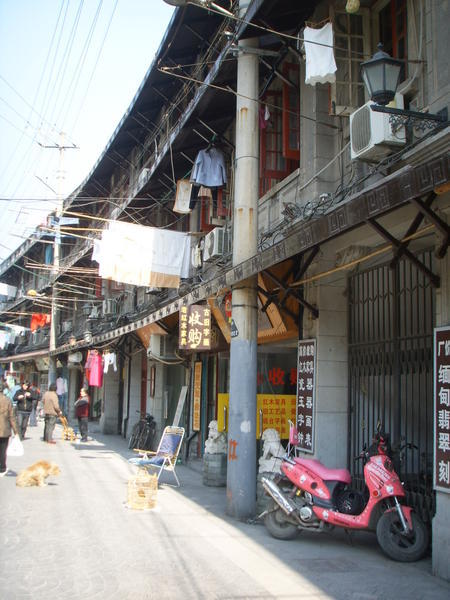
[247,509,268,525]
[344,528,354,546]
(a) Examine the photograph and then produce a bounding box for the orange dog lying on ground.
[16,461,61,487]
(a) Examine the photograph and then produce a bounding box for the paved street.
[1,422,449,600]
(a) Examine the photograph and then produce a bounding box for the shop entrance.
[348,250,435,523]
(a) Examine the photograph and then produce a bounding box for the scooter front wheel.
[264,500,298,540]
[376,510,428,562]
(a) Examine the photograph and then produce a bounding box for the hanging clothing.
[304,23,337,86]
[30,313,50,332]
[190,147,227,187]
[85,351,103,387]
[93,221,191,289]
[173,179,193,214]
[55,377,67,396]
[103,352,117,374]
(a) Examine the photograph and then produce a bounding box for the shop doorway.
[348,250,435,523]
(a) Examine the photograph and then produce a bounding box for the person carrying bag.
[0,382,19,476]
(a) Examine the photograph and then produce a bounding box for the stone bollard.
[203,453,227,487]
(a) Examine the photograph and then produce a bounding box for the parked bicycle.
[128,413,156,451]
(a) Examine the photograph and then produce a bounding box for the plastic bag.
[7,434,24,457]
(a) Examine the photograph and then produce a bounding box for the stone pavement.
[1,422,450,600]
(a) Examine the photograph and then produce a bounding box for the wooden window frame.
[282,62,300,161]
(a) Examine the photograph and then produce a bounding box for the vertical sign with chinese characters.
[179,305,211,351]
[434,326,450,493]
[296,339,316,453]
[192,361,202,432]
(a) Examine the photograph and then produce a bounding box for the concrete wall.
[100,364,120,434]
[303,242,349,468]
[123,349,144,438]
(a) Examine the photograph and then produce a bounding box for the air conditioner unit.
[102,298,117,316]
[147,334,176,359]
[350,96,406,162]
[145,287,161,294]
[203,227,230,262]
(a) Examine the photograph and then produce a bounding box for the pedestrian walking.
[13,382,32,440]
[42,383,62,444]
[28,382,41,427]
[0,383,18,476]
[74,387,90,442]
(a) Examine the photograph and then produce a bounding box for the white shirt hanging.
[304,23,337,86]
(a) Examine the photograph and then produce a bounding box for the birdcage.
[127,469,158,510]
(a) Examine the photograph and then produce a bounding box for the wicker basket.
[127,469,158,510]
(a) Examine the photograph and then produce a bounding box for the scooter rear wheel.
[376,510,428,562]
[264,500,298,540]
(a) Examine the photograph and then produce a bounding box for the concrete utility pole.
[44,133,77,386]
[226,0,259,519]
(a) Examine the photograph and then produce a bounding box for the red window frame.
[282,62,300,161]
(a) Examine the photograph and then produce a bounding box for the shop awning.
[0,348,49,363]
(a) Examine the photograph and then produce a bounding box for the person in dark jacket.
[74,388,90,442]
[13,382,32,440]
[29,383,41,427]
[42,383,62,444]
[0,383,18,476]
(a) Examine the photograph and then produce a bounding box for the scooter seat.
[294,457,352,484]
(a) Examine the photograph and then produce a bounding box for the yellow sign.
[217,393,296,439]
[192,361,202,431]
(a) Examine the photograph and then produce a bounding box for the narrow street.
[1,422,449,600]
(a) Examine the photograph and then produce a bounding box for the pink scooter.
[261,424,428,562]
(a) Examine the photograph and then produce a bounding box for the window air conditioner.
[203,227,230,262]
[147,334,176,359]
[102,298,117,316]
[350,96,406,162]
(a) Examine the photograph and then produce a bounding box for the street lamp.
[162,0,234,17]
[361,43,448,131]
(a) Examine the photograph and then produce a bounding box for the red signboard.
[296,339,316,453]
[434,326,450,493]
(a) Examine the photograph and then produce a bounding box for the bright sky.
[0,0,175,262]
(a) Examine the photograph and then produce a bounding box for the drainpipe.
[226,0,259,520]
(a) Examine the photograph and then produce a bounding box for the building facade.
[1,0,449,580]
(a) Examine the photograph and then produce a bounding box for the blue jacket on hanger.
[190,147,227,187]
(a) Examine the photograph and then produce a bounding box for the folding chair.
[129,426,185,486]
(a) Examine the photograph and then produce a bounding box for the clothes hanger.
[305,16,331,29]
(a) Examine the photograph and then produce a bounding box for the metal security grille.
[348,250,435,522]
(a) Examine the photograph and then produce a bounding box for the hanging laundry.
[259,105,271,129]
[85,350,103,387]
[93,221,191,289]
[173,179,193,214]
[30,313,50,332]
[44,245,53,265]
[304,23,337,86]
[190,146,227,187]
[103,351,117,374]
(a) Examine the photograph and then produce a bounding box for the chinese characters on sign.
[217,393,296,438]
[193,361,202,432]
[296,339,316,453]
[434,326,450,493]
[179,305,211,350]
